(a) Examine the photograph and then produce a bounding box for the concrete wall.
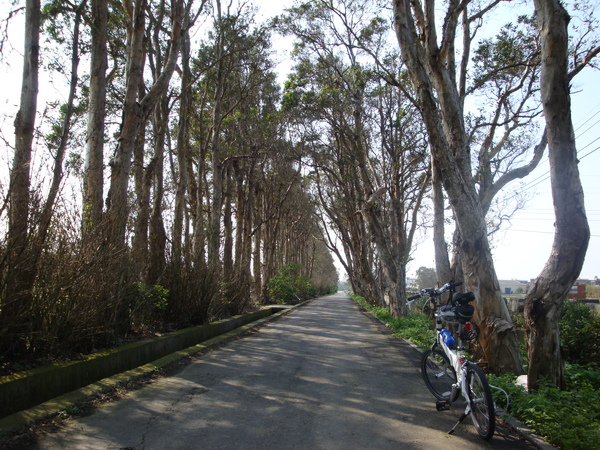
[0,308,276,419]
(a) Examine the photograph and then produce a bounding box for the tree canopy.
[0,0,597,383]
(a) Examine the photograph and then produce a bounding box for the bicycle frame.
[431,316,471,413]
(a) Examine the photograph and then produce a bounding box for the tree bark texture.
[4,0,41,334]
[172,23,192,268]
[525,0,590,390]
[432,158,452,286]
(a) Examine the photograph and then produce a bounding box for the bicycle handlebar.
[406,281,463,303]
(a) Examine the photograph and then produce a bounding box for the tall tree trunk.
[147,103,168,284]
[4,0,41,332]
[131,104,155,278]
[525,0,590,391]
[223,164,234,276]
[207,0,225,267]
[432,158,452,286]
[106,0,183,249]
[253,185,263,301]
[172,16,192,267]
[105,0,148,249]
[83,0,108,239]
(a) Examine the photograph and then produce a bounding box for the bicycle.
[407,281,496,440]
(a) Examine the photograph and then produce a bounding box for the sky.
[1,0,598,283]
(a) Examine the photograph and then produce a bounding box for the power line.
[508,102,600,194]
[514,143,600,194]
[506,229,600,237]
[574,101,600,132]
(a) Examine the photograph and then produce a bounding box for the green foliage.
[267,263,316,304]
[489,363,600,449]
[560,300,600,365]
[415,267,437,290]
[471,16,539,88]
[129,282,169,325]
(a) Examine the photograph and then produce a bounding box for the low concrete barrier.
[0,307,281,419]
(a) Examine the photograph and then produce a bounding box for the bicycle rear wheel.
[421,348,459,401]
[466,363,495,440]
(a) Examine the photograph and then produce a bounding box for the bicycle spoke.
[466,364,495,440]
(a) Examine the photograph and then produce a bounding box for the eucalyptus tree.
[82,0,108,239]
[133,0,206,281]
[432,15,546,286]
[188,2,271,268]
[2,0,87,350]
[392,0,524,373]
[30,0,87,273]
[105,0,184,251]
[524,0,592,391]
[2,0,41,352]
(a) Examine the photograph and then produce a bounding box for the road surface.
[30,292,534,449]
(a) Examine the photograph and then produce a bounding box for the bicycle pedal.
[436,401,450,411]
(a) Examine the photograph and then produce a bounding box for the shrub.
[164,263,219,326]
[560,300,600,365]
[128,281,169,328]
[267,263,316,304]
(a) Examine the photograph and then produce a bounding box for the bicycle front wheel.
[421,348,458,401]
[466,363,495,440]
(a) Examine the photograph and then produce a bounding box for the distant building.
[499,280,530,295]
[568,285,587,300]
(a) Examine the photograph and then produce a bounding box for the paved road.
[31,293,533,449]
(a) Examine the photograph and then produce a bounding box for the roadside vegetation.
[351,292,600,449]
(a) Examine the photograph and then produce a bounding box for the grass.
[351,293,600,450]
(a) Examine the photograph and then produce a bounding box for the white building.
[499,280,530,295]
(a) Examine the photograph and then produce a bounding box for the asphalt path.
[30,292,534,449]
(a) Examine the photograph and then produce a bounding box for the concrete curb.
[355,301,557,450]
[0,303,304,437]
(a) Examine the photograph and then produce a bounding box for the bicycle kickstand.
[447,407,470,435]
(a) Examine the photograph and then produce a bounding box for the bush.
[560,300,600,365]
[164,263,219,326]
[267,263,316,304]
[128,281,169,329]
